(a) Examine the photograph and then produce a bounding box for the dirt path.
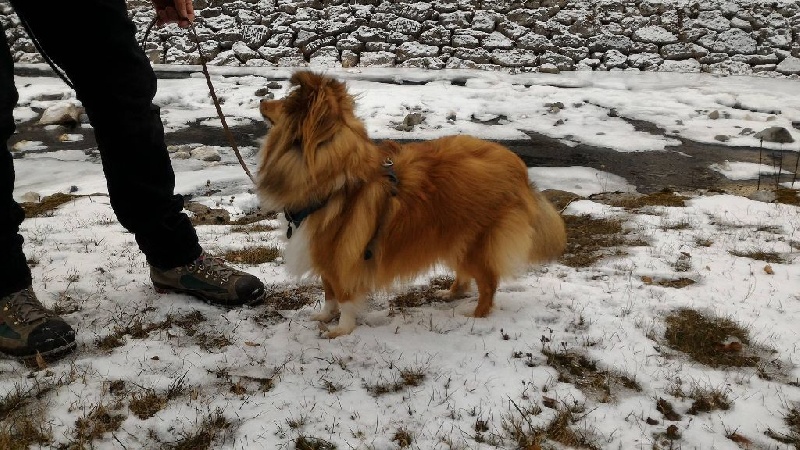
[10,114,794,196]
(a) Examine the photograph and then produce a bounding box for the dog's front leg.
[311,278,339,323]
[322,300,360,339]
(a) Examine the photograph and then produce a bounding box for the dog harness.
[284,158,398,243]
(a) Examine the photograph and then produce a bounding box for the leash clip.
[382,157,393,167]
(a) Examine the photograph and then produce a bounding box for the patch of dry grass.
[775,187,800,206]
[503,402,600,450]
[606,189,690,209]
[171,409,232,450]
[96,311,207,352]
[641,276,696,289]
[728,249,786,264]
[230,223,278,233]
[223,245,281,264]
[364,367,427,397]
[541,348,641,403]
[560,214,639,268]
[71,402,126,446]
[263,283,323,311]
[392,428,414,448]
[0,379,65,449]
[765,408,800,447]
[295,435,337,450]
[389,275,456,309]
[664,309,763,368]
[20,192,79,217]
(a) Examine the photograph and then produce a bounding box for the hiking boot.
[150,252,265,308]
[0,287,77,361]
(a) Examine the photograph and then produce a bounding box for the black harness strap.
[284,201,327,239]
[284,158,399,262]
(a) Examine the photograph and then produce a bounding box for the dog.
[257,71,566,338]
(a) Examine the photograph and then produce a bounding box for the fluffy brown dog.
[257,71,566,338]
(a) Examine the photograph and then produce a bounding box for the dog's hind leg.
[436,272,472,300]
[311,278,339,323]
[471,269,498,318]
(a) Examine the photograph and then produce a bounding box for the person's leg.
[10,0,264,306]
[10,0,202,269]
[0,28,76,361]
[0,22,31,299]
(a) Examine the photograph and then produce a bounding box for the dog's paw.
[320,323,357,339]
[310,310,338,323]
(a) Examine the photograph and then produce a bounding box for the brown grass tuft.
[223,246,281,264]
[72,403,126,445]
[728,249,786,264]
[171,409,232,450]
[389,276,456,309]
[295,435,337,450]
[664,309,761,368]
[559,214,639,267]
[264,284,323,310]
[364,367,427,397]
[605,189,690,209]
[20,192,79,217]
[542,348,641,403]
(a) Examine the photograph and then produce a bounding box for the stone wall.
[2,0,799,76]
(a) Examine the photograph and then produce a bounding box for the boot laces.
[7,288,51,324]
[194,255,235,282]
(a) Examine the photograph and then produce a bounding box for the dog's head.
[256,71,370,210]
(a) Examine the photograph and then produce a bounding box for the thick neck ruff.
[283,158,399,244]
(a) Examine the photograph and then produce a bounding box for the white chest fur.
[280,216,316,279]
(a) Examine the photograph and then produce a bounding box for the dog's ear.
[285,71,346,163]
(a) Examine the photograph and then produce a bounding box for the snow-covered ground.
[4,66,800,449]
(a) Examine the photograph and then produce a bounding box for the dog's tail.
[527,188,567,264]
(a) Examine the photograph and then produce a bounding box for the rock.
[603,49,627,68]
[232,41,260,62]
[38,103,81,126]
[191,146,222,162]
[20,192,41,203]
[627,53,663,70]
[748,189,776,203]
[776,56,800,75]
[709,110,720,120]
[714,135,729,142]
[754,127,795,144]
[660,59,701,73]
[359,51,396,67]
[661,43,708,60]
[483,32,514,50]
[491,49,539,67]
[397,42,439,61]
[538,63,560,73]
[632,26,678,44]
[712,28,757,54]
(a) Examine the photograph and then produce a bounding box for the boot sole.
[0,340,77,364]
[153,283,265,308]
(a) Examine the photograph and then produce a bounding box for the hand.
[151,0,195,28]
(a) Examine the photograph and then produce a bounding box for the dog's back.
[375,135,565,291]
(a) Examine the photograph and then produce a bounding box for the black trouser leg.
[0,27,31,298]
[7,0,202,272]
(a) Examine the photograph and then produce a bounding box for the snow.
[5,65,800,449]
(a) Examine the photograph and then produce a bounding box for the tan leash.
[142,18,256,183]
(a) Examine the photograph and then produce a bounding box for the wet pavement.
[9,108,794,196]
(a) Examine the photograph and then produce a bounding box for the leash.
[20,12,256,184]
[17,16,74,89]
[142,18,255,183]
